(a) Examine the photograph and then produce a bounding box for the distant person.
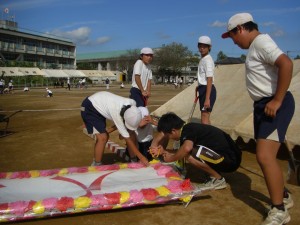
[82,78,86,89]
[179,78,183,88]
[173,81,178,89]
[196,36,216,125]
[8,80,13,93]
[45,88,53,97]
[149,112,241,190]
[78,79,82,89]
[0,79,4,94]
[80,91,149,166]
[222,12,295,225]
[130,47,154,107]
[105,78,110,89]
[67,78,71,91]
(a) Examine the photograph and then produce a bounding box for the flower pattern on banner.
[0,162,196,222]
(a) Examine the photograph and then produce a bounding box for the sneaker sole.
[214,183,227,190]
[283,215,291,224]
[284,199,294,210]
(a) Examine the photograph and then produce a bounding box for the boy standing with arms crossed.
[222,12,295,225]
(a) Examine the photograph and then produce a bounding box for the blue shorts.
[253,91,295,143]
[198,85,216,112]
[81,98,106,134]
[130,87,146,107]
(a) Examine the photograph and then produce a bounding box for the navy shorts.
[253,91,295,143]
[130,87,147,107]
[198,85,216,112]
[81,97,106,134]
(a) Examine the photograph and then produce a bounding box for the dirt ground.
[0,84,299,225]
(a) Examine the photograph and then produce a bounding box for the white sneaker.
[283,192,294,210]
[91,160,102,166]
[204,177,227,190]
[266,192,294,212]
[261,207,290,225]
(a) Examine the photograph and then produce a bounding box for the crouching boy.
[150,112,241,190]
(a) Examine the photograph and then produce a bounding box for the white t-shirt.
[131,59,152,90]
[88,91,136,138]
[197,54,215,85]
[245,34,283,101]
[136,107,155,142]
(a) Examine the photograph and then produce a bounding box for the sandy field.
[0,84,299,225]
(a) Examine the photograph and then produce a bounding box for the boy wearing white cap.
[222,12,295,225]
[196,36,216,125]
[81,91,149,166]
[130,47,154,107]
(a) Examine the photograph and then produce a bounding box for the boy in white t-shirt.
[81,91,149,166]
[130,47,153,107]
[222,12,295,225]
[196,36,216,125]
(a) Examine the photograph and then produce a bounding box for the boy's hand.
[162,151,174,162]
[139,155,149,166]
[149,146,163,157]
[139,115,151,127]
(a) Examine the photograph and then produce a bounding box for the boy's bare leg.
[256,139,284,205]
[94,132,108,163]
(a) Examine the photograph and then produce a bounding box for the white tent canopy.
[1,68,117,79]
[62,70,86,78]
[152,60,300,148]
[0,67,44,76]
[80,70,116,80]
[42,69,69,78]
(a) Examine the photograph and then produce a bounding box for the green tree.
[217,51,227,61]
[76,62,96,70]
[240,54,246,62]
[116,49,140,82]
[153,42,193,83]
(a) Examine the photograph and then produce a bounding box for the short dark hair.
[157,112,185,133]
[230,21,258,35]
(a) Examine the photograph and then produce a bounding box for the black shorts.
[130,87,147,107]
[254,91,295,143]
[198,85,216,112]
[191,133,241,173]
[81,97,106,134]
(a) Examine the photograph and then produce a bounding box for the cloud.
[50,27,91,45]
[260,21,284,37]
[156,32,171,39]
[210,20,227,28]
[96,36,111,44]
[270,28,285,37]
[261,22,275,27]
[49,26,111,46]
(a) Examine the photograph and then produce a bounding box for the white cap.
[222,12,254,38]
[198,36,211,45]
[124,105,142,131]
[140,47,154,55]
[138,107,149,117]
